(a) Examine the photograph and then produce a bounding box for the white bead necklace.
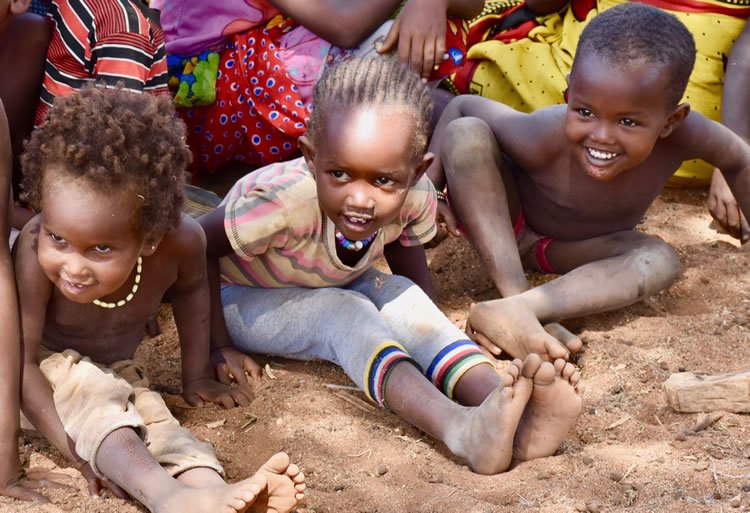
[92,256,142,309]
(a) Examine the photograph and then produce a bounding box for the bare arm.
[708,22,750,242]
[384,241,435,300]
[680,113,750,225]
[197,208,263,393]
[269,0,403,48]
[14,222,85,468]
[168,216,252,408]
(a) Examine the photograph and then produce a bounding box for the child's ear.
[141,236,163,257]
[298,135,316,174]
[9,0,31,15]
[660,102,691,139]
[411,152,434,186]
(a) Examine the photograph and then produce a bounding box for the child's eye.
[576,108,593,118]
[93,245,111,254]
[619,118,637,127]
[375,177,395,187]
[331,170,349,181]
[48,233,65,244]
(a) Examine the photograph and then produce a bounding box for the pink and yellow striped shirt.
[220,158,437,288]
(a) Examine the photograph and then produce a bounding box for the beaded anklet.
[92,256,142,309]
[334,227,377,252]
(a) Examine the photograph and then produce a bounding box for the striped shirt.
[220,158,438,289]
[35,0,168,125]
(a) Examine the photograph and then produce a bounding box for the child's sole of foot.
[513,358,584,461]
[248,452,305,513]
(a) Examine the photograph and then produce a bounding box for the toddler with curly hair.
[12,85,305,513]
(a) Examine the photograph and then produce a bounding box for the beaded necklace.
[92,256,142,309]
[334,227,378,252]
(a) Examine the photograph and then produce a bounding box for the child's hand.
[708,168,750,243]
[183,377,253,409]
[437,199,461,238]
[378,0,448,80]
[0,462,74,502]
[211,346,263,397]
[75,460,128,499]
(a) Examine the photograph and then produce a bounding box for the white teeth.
[587,148,618,160]
[346,216,370,224]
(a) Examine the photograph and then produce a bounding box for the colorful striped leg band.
[426,340,493,399]
[364,341,421,409]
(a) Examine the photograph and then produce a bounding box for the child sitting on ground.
[199,57,584,475]
[428,3,750,361]
[13,86,305,513]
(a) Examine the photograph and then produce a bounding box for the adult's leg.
[468,231,680,358]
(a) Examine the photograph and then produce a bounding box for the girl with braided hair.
[200,57,584,475]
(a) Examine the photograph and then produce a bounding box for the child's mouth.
[586,147,619,161]
[341,214,375,235]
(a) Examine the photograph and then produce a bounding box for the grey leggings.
[221,269,490,406]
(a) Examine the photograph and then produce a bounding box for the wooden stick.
[333,391,379,414]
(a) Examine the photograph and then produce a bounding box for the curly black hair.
[572,3,696,108]
[21,85,191,241]
[307,57,433,161]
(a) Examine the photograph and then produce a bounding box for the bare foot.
[248,452,305,513]
[443,357,533,474]
[513,358,584,462]
[467,298,579,360]
[156,473,267,513]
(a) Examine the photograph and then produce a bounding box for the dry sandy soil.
[2,187,749,513]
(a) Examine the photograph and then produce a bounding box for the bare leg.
[468,231,679,359]
[384,357,533,474]
[441,117,528,297]
[441,117,577,360]
[514,358,584,461]
[95,427,267,513]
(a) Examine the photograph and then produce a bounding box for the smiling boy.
[428,3,750,360]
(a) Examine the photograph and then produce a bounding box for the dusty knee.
[441,117,499,173]
[631,238,680,299]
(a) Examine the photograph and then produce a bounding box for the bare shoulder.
[158,214,207,261]
[13,215,48,285]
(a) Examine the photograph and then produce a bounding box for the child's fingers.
[377,17,400,54]
[215,362,234,386]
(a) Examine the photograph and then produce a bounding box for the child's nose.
[63,254,89,279]
[347,184,375,210]
[591,121,616,144]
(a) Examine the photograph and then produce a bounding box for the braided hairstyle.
[307,57,433,160]
[22,85,191,241]
[572,3,696,107]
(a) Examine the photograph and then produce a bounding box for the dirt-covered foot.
[467,298,579,360]
[513,358,584,462]
[155,473,267,513]
[444,356,534,474]
[249,452,305,513]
